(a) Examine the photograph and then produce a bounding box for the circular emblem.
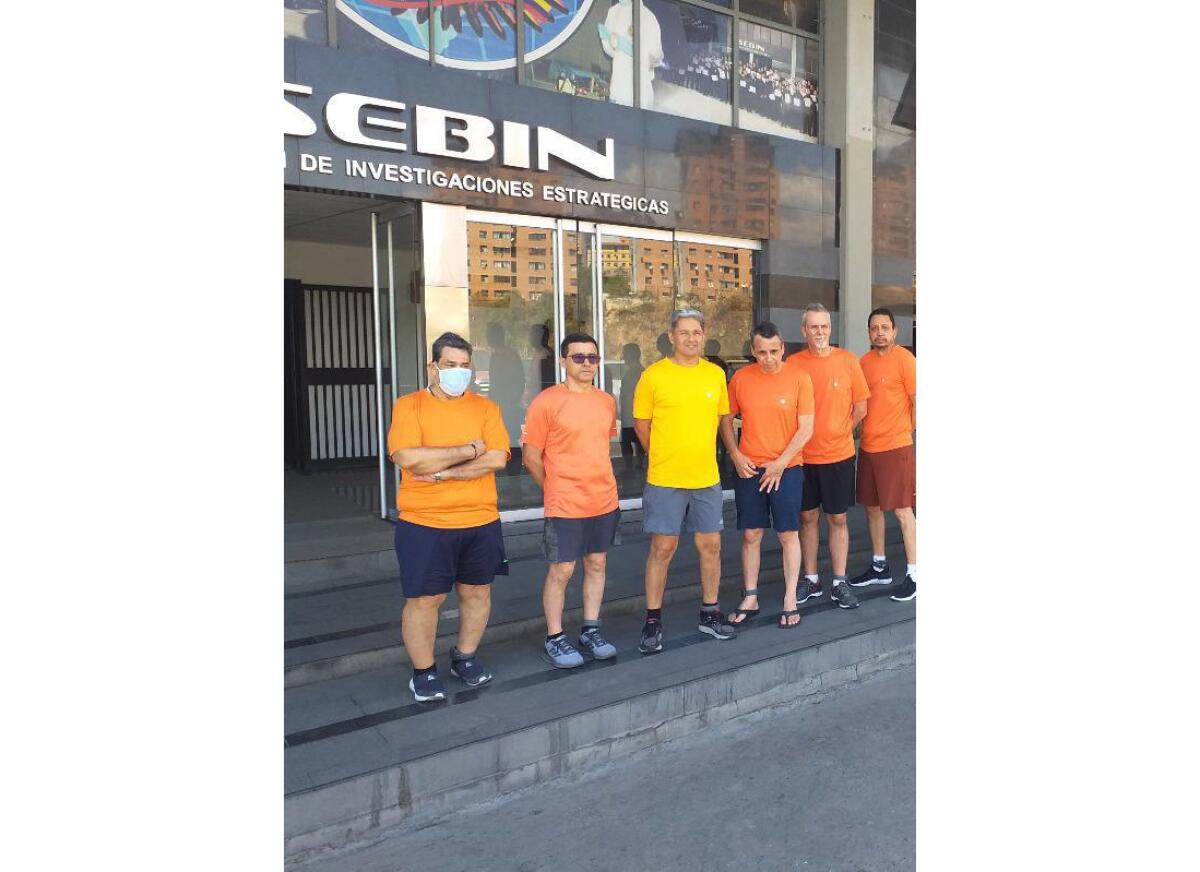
[338,0,596,70]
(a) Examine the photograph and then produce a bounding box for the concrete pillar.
[420,202,470,359]
[823,0,875,355]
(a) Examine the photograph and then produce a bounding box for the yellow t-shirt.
[632,357,730,488]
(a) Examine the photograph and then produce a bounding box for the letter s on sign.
[284,83,317,137]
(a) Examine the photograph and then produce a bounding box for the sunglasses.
[567,353,601,365]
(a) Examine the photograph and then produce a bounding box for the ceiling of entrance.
[284,189,412,247]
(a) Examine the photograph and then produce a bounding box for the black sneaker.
[797,578,823,603]
[890,575,916,602]
[408,671,446,702]
[638,620,663,655]
[849,562,892,587]
[831,580,860,609]
[449,648,493,687]
[698,609,736,640]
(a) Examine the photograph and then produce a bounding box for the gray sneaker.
[831,580,860,609]
[578,626,617,660]
[542,635,584,669]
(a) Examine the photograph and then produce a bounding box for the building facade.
[283,0,915,525]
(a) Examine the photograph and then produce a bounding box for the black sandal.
[728,589,761,624]
[778,609,801,629]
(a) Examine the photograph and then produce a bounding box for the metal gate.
[286,283,386,470]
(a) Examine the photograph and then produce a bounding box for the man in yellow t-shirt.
[387,332,510,703]
[632,308,735,654]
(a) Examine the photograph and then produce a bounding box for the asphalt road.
[299,663,915,872]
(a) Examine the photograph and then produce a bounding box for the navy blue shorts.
[733,466,804,532]
[542,509,621,564]
[394,518,507,599]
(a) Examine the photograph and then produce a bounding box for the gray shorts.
[642,482,725,535]
[542,509,621,564]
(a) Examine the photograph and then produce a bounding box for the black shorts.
[542,509,621,564]
[394,518,507,598]
[801,456,856,515]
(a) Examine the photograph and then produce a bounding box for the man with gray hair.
[786,303,870,610]
[632,308,736,653]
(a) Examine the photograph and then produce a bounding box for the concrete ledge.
[284,522,900,688]
[285,564,787,688]
[284,617,914,864]
[285,515,644,594]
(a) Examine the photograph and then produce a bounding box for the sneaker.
[638,620,664,655]
[797,578,823,603]
[542,635,584,669]
[831,580,860,609]
[890,575,917,602]
[849,562,892,587]
[449,648,493,687]
[698,609,736,640]
[408,672,446,703]
[578,626,617,660]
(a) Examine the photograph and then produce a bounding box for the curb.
[284,615,914,864]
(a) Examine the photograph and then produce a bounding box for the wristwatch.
[433,471,443,482]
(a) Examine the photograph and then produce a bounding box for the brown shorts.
[856,444,915,511]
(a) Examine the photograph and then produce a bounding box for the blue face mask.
[438,367,473,397]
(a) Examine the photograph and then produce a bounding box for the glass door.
[595,225,678,499]
[373,203,423,520]
[464,212,561,514]
[593,224,761,496]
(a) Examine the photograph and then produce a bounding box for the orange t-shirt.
[728,364,815,468]
[786,348,870,465]
[386,389,511,528]
[860,345,916,453]
[521,385,619,519]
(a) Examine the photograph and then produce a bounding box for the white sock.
[804,573,819,583]
[907,564,917,582]
[872,554,887,568]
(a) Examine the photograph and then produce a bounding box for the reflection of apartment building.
[600,245,632,273]
[872,164,915,259]
[684,246,754,303]
[597,237,755,306]
[681,135,779,239]
[636,244,674,298]
[468,225,556,301]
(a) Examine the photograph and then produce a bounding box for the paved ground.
[299,664,915,872]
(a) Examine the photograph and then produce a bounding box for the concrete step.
[285,511,905,688]
[284,515,556,595]
[283,585,915,864]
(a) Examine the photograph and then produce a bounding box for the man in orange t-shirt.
[522,332,621,669]
[786,303,870,610]
[719,322,814,629]
[849,307,917,602]
[387,332,510,702]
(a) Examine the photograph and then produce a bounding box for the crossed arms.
[390,440,507,482]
